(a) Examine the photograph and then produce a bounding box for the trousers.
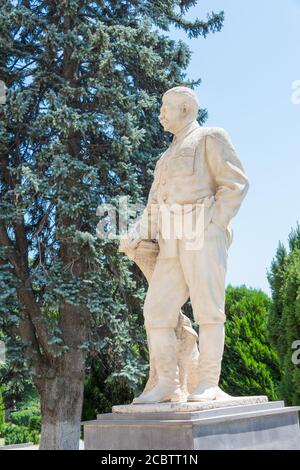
[143,221,232,328]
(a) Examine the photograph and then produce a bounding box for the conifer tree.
[221,286,280,400]
[268,225,300,405]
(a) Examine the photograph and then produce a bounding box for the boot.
[133,328,186,404]
[188,323,230,402]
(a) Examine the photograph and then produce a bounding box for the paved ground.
[0,440,84,450]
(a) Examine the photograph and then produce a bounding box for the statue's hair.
[164,86,199,117]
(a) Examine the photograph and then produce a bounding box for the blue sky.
[170,0,300,294]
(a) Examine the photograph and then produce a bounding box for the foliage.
[0,382,40,445]
[0,422,39,445]
[221,286,280,400]
[0,387,4,427]
[10,399,41,432]
[82,359,136,419]
[268,224,300,405]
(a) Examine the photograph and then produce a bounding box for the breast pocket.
[168,147,195,177]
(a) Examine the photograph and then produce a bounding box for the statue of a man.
[121,86,249,404]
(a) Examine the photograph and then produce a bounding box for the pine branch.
[0,220,54,365]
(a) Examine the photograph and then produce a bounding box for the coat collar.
[172,120,201,144]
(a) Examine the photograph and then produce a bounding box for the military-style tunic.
[140,120,249,328]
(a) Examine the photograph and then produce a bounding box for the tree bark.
[38,351,85,450]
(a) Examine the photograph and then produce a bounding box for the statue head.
[159,86,199,134]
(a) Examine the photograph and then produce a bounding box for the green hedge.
[10,407,41,431]
[0,423,39,445]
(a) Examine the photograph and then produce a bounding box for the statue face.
[159,93,187,134]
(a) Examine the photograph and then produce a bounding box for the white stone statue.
[119,86,249,404]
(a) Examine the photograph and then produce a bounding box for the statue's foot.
[188,384,231,402]
[132,382,187,404]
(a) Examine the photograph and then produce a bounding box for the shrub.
[10,406,41,431]
[0,423,39,445]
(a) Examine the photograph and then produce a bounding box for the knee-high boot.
[133,328,186,404]
[188,323,230,401]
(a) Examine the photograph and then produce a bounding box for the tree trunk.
[38,354,85,450]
